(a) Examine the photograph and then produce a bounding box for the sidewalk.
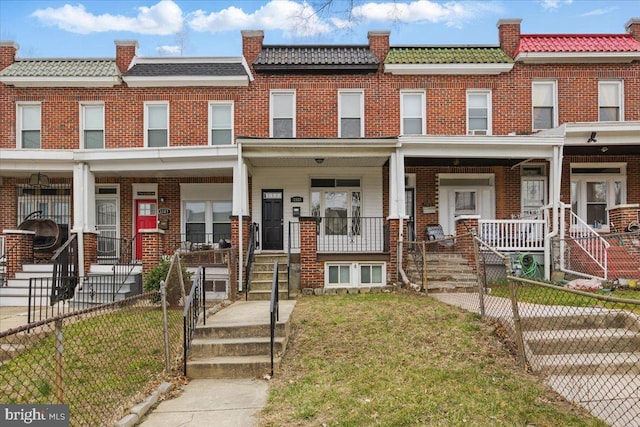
[0,306,31,332]
[137,378,269,427]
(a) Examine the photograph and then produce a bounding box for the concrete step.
[21,264,54,273]
[187,355,279,379]
[519,312,640,332]
[190,336,286,358]
[428,283,479,293]
[532,352,640,375]
[524,328,640,355]
[194,322,289,340]
[246,290,291,301]
[249,280,288,291]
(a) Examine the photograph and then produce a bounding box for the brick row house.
[1,18,639,304]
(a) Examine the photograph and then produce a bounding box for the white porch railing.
[560,204,609,280]
[0,235,5,259]
[478,218,546,252]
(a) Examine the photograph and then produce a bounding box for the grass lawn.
[258,293,606,427]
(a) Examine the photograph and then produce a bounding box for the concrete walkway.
[137,378,269,427]
[0,307,32,332]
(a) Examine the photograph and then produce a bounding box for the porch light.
[315,158,325,164]
[601,146,608,153]
[29,173,50,188]
[587,132,597,143]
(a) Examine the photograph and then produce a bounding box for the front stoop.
[406,252,478,292]
[247,254,291,301]
[187,300,296,379]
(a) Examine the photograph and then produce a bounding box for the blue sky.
[0,0,638,58]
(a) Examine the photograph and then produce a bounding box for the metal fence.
[429,235,640,427]
[0,291,185,427]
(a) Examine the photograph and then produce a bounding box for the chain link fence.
[429,234,640,427]
[0,291,185,426]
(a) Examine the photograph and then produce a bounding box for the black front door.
[262,190,283,250]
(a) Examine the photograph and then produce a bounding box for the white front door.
[438,174,495,235]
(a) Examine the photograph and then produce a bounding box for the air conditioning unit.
[468,129,487,135]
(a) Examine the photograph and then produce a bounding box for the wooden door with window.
[262,190,283,250]
[135,199,157,259]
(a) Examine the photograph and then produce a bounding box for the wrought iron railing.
[50,234,78,306]
[163,232,232,253]
[244,223,257,300]
[316,216,386,253]
[183,266,204,376]
[269,260,279,377]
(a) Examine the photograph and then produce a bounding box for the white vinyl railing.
[478,219,546,252]
[0,235,6,260]
[560,204,609,280]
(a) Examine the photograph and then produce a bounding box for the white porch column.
[72,163,96,278]
[234,143,249,291]
[544,144,564,280]
[389,151,406,219]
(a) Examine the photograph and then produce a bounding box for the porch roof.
[540,121,640,150]
[238,137,397,168]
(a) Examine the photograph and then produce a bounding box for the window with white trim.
[270,91,295,138]
[184,200,232,245]
[338,90,364,138]
[360,264,384,285]
[81,104,104,149]
[532,81,557,130]
[311,178,361,236]
[327,264,351,286]
[599,81,623,122]
[571,164,626,227]
[400,90,425,135]
[145,102,168,147]
[326,262,385,287]
[466,90,491,135]
[209,102,233,145]
[17,103,41,149]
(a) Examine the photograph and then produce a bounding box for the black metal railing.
[183,265,204,376]
[270,260,279,377]
[163,232,232,254]
[50,234,78,306]
[244,223,257,301]
[316,216,386,253]
[97,234,137,264]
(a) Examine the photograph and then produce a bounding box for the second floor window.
[532,81,557,130]
[81,104,104,149]
[401,91,425,135]
[210,102,233,145]
[466,90,491,135]
[18,104,41,149]
[599,81,623,122]
[270,91,295,138]
[145,103,168,147]
[339,91,364,138]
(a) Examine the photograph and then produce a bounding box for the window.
[209,102,233,145]
[339,91,364,138]
[326,262,385,287]
[145,102,168,147]
[571,164,626,228]
[270,91,295,138]
[401,91,425,135]
[311,178,361,236]
[184,200,232,245]
[454,191,477,215]
[17,103,41,148]
[466,90,491,135]
[81,104,104,149]
[599,81,623,122]
[532,81,557,130]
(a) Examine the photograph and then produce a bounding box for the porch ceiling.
[563,145,639,156]
[404,157,529,167]
[245,156,389,168]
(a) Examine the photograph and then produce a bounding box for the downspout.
[544,143,563,280]
[394,145,412,288]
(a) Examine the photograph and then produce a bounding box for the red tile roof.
[517,34,640,54]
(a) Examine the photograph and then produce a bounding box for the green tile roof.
[0,59,120,78]
[385,47,513,64]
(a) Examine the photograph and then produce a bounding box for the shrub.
[143,257,192,305]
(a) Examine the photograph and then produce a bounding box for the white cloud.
[538,0,573,10]
[31,0,183,35]
[581,7,617,17]
[188,0,331,37]
[348,1,501,28]
[156,45,181,55]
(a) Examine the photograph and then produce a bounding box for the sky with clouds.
[0,0,637,57]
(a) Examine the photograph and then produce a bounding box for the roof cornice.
[515,51,640,63]
[384,63,514,75]
[0,76,121,87]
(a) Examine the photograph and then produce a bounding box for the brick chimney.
[241,30,264,69]
[368,30,390,65]
[114,40,138,74]
[497,18,522,59]
[626,18,640,42]
[0,41,18,71]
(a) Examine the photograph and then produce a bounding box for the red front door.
[135,199,157,259]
